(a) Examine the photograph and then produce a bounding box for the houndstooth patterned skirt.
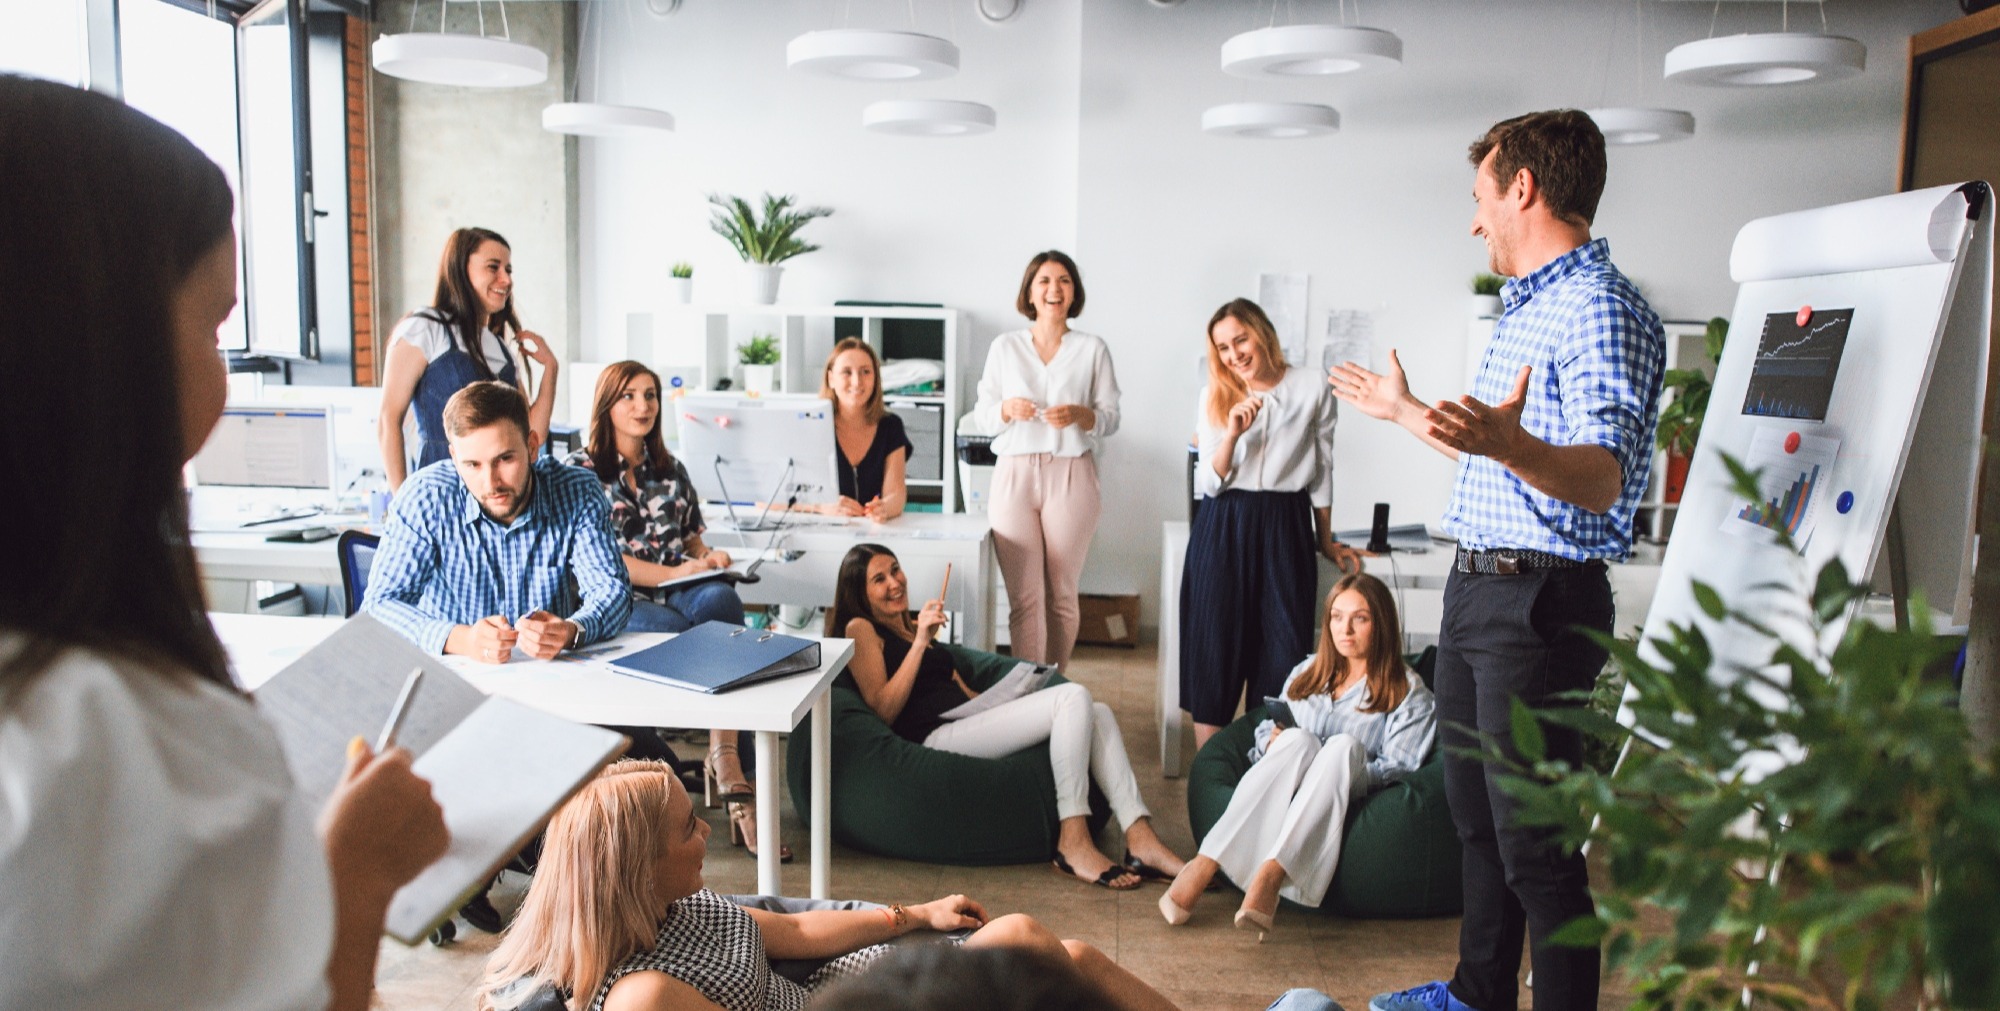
[586,889,888,1011]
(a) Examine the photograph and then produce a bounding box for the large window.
[120,0,250,351]
[0,1,88,86]
[236,0,315,361]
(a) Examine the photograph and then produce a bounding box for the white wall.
[576,0,1960,629]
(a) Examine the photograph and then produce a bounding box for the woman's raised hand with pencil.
[914,564,950,644]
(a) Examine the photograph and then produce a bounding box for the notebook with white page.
[253,614,627,944]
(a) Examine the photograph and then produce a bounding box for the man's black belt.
[1454,547,1598,575]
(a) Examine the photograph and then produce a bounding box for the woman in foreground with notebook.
[826,545,1186,890]
[479,760,1181,1010]
[0,77,448,1009]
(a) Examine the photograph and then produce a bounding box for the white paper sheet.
[1729,183,1971,282]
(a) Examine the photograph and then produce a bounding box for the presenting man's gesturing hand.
[1425,365,1531,463]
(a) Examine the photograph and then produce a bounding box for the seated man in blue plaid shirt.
[1330,110,1665,1011]
[365,380,632,662]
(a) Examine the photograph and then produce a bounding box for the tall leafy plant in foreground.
[1485,458,2000,1010]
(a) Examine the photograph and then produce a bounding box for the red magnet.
[1784,431,1802,454]
[716,416,732,428]
[1796,305,1813,327]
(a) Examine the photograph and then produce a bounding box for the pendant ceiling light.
[1201,102,1340,139]
[1586,107,1695,145]
[373,31,547,87]
[543,0,673,138]
[543,102,675,137]
[787,29,959,81]
[1220,24,1402,78]
[863,99,995,136]
[1664,32,1864,86]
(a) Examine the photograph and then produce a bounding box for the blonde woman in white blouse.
[971,250,1121,670]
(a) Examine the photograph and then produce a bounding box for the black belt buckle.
[1495,553,1521,575]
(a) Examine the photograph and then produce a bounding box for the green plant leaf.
[1691,581,1727,621]
[1510,697,1546,763]
[1547,915,1610,948]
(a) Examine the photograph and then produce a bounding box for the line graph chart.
[1741,308,1853,420]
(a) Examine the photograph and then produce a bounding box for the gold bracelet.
[888,903,908,931]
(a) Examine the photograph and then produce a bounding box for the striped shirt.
[1441,238,1665,560]
[1249,658,1437,790]
[364,455,633,653]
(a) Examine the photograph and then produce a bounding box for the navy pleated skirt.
[1179,489,1317,727]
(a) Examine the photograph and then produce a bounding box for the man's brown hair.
[442,380,531,442]
[1468,109,1607,227]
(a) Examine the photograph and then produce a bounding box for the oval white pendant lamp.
[1221,24,1402,78]
[543,102,675,137]
[1201,102,1339,139]
[372,32,548,88]
[863,99,995,136]
[1664,32,1864,86]
[1586,107,1695,146]
[787,29,959,81]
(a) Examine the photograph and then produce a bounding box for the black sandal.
[1126,852,1224,890]
[1052,853,1140,890]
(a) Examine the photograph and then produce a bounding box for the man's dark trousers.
[1437,562,1613,1011]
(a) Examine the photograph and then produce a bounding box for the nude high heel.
[1233,905,1275,942]
[1158,892,1191,927]
[703,744,753,810]
[726,801,793,863]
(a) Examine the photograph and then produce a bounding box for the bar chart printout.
[1724,427,1841,549]
[1742,308,1854,421]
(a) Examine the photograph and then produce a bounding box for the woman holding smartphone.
[970,250,1119,670]
[1160,573,1436,937]
[828,544,1185,890]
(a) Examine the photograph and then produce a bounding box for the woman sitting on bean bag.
[1161,572,1437,937]
[475,761,1180,1011]
[829,544,1186,890]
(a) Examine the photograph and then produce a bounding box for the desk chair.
[335,530,380,618]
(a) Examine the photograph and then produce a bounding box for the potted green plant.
[668,261,693,304]
[737,332,780,394]
[1485,466,2000,1010]
[1470,272,1505,317]
[1655,316,1729,503]
[708,192,833,305]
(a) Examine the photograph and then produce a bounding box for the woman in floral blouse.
[569,360,786,861]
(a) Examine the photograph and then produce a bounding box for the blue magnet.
[1836,491,1854,514]
[670,376,685,388]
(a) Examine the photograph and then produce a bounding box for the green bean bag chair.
[788,643,1109,865]
[1185,652,1462,918]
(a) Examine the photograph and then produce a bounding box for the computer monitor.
[191,404,337,492]
[675,393,836,529]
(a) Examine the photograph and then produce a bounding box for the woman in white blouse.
[971,251,1120,670]
[1161,574,1437,937]
[0,78,449,1010]
[1182,299,1364,750]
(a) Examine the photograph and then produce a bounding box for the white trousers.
[923,682,1151,830]
[1198,729,1368,907]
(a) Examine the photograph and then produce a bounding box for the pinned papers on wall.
[1723,426,1840,551]
[1258,272,1310,366]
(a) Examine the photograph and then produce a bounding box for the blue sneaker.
[1368,981,1479,1011]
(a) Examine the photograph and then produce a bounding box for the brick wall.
[344,14,375,386]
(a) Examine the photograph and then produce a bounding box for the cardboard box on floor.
[1076,593,1139,648]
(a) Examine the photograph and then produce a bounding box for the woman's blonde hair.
[820,337,888,423]
[478,761,680,1010]
[1202,298,1288,428]
[1286,573,1410,715]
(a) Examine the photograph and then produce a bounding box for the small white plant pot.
[742,363,776,394]
[1469,294,1503,317]
[745,264,785,305]
[668,276,693,304]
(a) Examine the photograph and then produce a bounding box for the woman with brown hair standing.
[970,250,1119,670]
[378,226,559,490]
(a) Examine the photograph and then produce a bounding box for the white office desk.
[211,612,852,898]
[704,511,997,651]
[194,531,346,612]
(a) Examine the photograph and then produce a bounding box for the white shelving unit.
[626,303,968,511]
[1463,315,1716,543]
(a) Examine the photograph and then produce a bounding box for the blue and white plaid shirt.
[364,454,633,654]
[1442,238,1664,561]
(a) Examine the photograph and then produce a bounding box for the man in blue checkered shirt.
[1331,110,1664,1011]
[365,381,632,663]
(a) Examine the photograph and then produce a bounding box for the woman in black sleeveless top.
[827,545,1187,890]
